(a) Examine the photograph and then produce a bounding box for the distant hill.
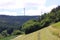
[0,15,40,39]
[0,15,39,38]
[0,15,39,29]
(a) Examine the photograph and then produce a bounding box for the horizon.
[0,13,42,16]
[0,0,60,16]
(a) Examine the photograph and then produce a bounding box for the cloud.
[0,0,15,9]
[0,0,46,9]
[25,0,46,5]
[0,0,58,16]
[0,11,17,16]
[25,10,41,15]
[25,5,58,15]
[24,0,58,15]
[24,0,47,15]
[44,5,58,13]
[0,0,25,9]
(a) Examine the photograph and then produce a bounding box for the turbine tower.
[24,8,25,16]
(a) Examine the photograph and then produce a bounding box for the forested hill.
[0,15,39,38]
[0,15,39,29]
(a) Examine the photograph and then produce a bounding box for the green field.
[0,36,17,40]
[11,22,60,40]
[51,22,60,29]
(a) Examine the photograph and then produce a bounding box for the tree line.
[21,6,60,34]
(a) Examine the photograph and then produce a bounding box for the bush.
[21,20,41,34]
[12,30,22,35]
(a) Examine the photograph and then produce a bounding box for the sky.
[0,0,60,16]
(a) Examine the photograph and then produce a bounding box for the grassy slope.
[0,36,17,40]
[11,22,60,40]
[52,22,60,29]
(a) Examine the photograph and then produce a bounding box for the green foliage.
[12,30,23,35]
[52,22,60,29]
[0,36,17,40]
[21,6,60,34]
[21,19,40,34]
[0,34,4,39]
[1,30,9,37]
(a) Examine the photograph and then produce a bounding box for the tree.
[7,27,13,35]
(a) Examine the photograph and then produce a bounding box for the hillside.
[0,15,39,28]
[12,22,60,40]
[0,15,39,39]
[0,15,39,30]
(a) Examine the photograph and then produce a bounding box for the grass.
[12,28,60,40]
[50,22,60,38]
[0,36,17,40]
[52,22,60,29]
[11,22,60,40]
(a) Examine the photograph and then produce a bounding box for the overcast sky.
[0,0,59,16]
